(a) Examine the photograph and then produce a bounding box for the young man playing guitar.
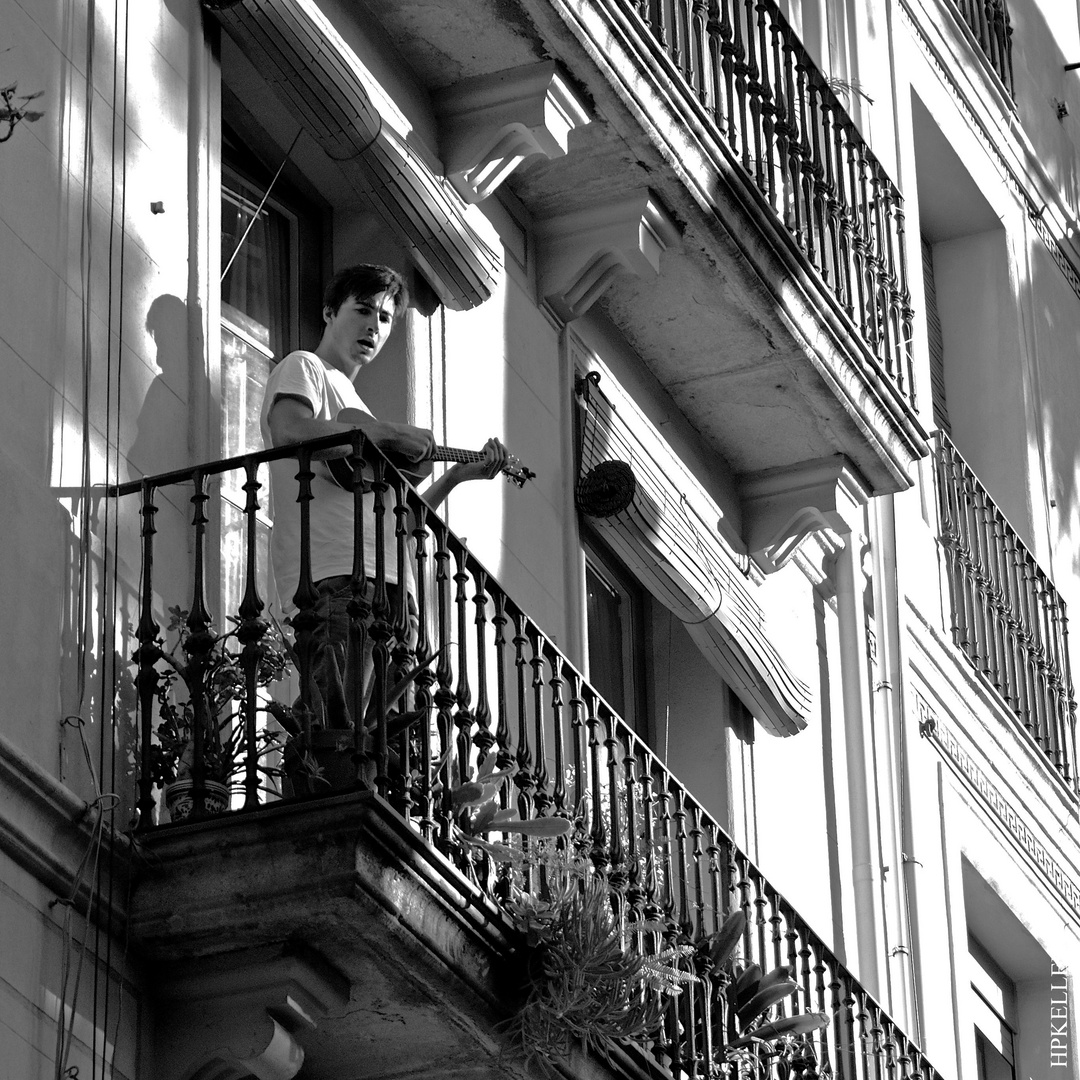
[260,263,511,728]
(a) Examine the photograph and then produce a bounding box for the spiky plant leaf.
[730,1011,829,1047]
[706,908,747,973]
[737,977,799,1026]
[485,816,572,837]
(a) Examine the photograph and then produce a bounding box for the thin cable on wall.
[220,126,302,283]
[74,0,98,718]
[94,0,132,1073]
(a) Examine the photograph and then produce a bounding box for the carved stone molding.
[537,190,680,321]
[437,61,591,204]
[154,944,349,1080]
[0,730,130,925]
[207,0,501,310]
[742,457,871,574]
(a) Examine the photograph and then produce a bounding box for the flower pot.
[164,778,231,821]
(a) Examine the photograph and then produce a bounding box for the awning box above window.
[573,342,811,737]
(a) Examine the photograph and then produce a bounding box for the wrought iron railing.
[955,0,1015,97]
[934,432,1078,793]
[622,0,916,409]
[115,434,943,1080]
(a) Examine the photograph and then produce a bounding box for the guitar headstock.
[504,456,536,488]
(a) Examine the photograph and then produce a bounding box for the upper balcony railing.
[115,434,943,1080]
[934,432,1078,794]
[955,0,1015,97]
[625,0,916,409]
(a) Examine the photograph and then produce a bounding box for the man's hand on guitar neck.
[417,436,510,509]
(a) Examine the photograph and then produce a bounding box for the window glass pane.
[975,1026,1015,1080]
[220,167,294,617]
[222,169,294,356]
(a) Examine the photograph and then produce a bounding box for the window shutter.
[922,236,951,433]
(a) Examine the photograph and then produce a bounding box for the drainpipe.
[834,509,883,997]
[870,494,915,1033]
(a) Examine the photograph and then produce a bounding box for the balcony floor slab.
[130,792,653,1080]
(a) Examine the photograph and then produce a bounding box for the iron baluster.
[511,609,535,891]
[134,481,162,831]
[472,567,494,770]
[412,500,436,838]
[432,516,455,835]
[548,649,567,817]
[585,688,608,873]
[492,591,514,775]
[369,457,393,798]
[530,627,551,817]
[290,447,319,753]
[237,457,269,809]
[185,470,215,819]
[346,430,372,787]
[453,542,475,783]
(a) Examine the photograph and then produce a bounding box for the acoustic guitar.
[326,444,535,490]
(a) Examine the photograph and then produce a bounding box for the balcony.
[117,436,944,1080]
[625,0,917,406]
[954,0,1016,98]
[933,432,1078,795]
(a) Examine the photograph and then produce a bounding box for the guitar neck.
[432,446,485,466]
[325,440,534,489]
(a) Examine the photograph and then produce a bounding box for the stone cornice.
[0,730,130,924]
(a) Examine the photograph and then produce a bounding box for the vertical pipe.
[835,519,882,996]
[870,495,914,1031]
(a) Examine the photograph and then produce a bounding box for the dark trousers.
[306,575,418,730]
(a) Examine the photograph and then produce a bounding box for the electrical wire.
[94,0,132,1072]
[220,127,302,283]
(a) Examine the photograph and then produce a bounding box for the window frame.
[582,528,650,738]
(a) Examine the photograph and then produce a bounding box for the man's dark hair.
[322,264,409,318]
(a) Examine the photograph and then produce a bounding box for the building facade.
[0,0,1078,1077]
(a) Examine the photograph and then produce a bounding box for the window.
[583,533,648,736]
[962,859,1065,1080]
[970,935,1018,1080]
[218,126,322,618]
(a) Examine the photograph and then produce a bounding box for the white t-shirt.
[259,350,410,613]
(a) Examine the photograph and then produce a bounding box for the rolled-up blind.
[575,368,811,737]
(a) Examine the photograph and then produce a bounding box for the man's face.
[318,290,398,376]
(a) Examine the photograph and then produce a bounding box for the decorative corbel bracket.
[537,190,680,321]
[154,944,349,1080]
[742,456,870,574]
[437,62,591,203]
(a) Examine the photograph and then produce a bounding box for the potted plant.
[145,606,292,821]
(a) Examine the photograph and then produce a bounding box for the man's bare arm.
[268,397,435,463]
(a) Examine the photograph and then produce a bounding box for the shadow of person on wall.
[129,294,195,479]
[127,294,213,638]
